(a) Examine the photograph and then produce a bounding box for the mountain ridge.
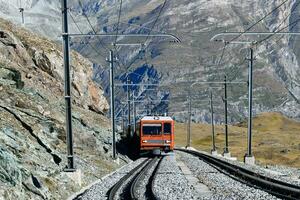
[1,0,299,123]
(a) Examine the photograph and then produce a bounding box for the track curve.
[108,156,162,200]
[108,158,150,200]
[130,156,162,200]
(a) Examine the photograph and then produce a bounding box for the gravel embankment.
[152,155,196,200]
[194,149,300,187]
[177,151,280,200]
[73,158,147,200]
[223,157,300,186]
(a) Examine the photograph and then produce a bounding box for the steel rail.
[176,148,300,200]
[130,157,161,200]
[107,158,150,200]
[150,156,164,200]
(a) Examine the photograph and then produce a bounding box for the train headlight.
[165,140,171,143]
[142,140,148,143]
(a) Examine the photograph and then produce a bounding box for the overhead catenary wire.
[257,15,300,44]
[227,58,247,82]
[77,0,111,52]
[254,0,300,46]
[212,0,292,87]
[144,0,167,43]
[253,17,300,58]
[112,0,128,72]
[68,11,107,59]
[115,0,123,44]
[111,0,135,80]
[77,0,139,103]
[139,0,168,69]
[229,0,290,43]
[109,1,170,79]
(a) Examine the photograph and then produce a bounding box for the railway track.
[107,156,162,200]
[176,148,300,200]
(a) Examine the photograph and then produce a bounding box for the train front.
[138,116,174,155]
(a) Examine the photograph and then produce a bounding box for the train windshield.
[142,124,162,135]
[164,123,172,134]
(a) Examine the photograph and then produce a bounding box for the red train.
[134,116,175,155]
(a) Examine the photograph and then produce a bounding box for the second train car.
[134,116,175,155]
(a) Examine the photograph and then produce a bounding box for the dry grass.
[175,112,300,168]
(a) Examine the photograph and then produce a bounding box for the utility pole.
[223,75,230,157]
[133,92,137,134]
[122,108,125,135]
[108,50,116,159]
[62,0,75,171]
[210,91,217,155]
[19,7,24,24]
[244,48,255,165]
[127,77,131,137]
[187,94,191,148]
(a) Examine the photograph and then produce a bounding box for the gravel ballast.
[72,150,293,200]
[132,158,160,200]
[73,158,147,200]
[152,155,196,200]
[223,156,300,186]
[177,151,280,200]
[190,149,300,187]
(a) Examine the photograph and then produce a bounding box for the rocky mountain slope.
[1,0,300,123]
[0,17,125,200]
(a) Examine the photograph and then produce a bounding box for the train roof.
[140,116,173,121]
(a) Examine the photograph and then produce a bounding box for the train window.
[164,123,172,134]
[142,124,162,135]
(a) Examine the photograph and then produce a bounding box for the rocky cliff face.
[1,0,299,123]
[0,18,122,200]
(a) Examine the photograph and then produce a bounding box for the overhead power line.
[115,0,123,44]
[213,0,290,83]
[68,11,107,59]
[228,58,247,82]
[138,0,168,70]
[144,0,167,43]
[257,1,300,44]
[253,17,300,58]
[229,0,290,42]
[77,0,110,52]
[258,18,300,44]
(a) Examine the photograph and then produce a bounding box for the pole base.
[223,152,231,158]
[244,155,255,165]
[211,150,218,156]
[64,167,76,172]
[113,157,120,165]
[64,169,82,187]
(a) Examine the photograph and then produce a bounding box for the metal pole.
[187,95,191,147]
[127,77,131,137]
[133,92,137,134]
[247,48,254,156]
[210,91,216,152]
[109,50,116,159]
[122,108,125,134]
[62,0,75,171]
[224,75,229,154]
[19,8,24,24]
